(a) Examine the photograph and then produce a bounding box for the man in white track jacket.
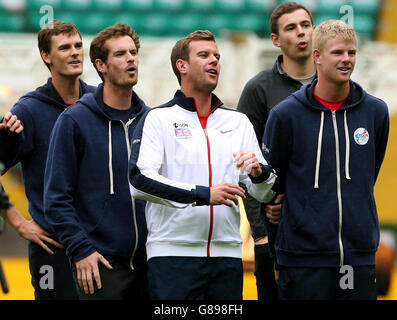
[129,30,277,300]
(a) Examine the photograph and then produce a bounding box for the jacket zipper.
[332,111,344,266]
[194,100,222,257]
[121,119,139,270]
[203,127,213,257]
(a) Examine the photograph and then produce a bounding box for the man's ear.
[313,49,321,65]
[95,58,106,74]
[176,59,188,76]
[41,50,51,66]
[270,33,280,48]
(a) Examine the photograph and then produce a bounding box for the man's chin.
[295,50,312,62]
[203,81,218,94]
[60,70,83,78]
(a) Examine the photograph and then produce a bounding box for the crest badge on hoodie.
[354,128,369,145]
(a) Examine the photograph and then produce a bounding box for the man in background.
[237,2,316,300]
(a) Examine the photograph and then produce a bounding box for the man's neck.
[282,54,316,79]
[51,73,80,104]
[103,82,133,110]
[181,87,212,116]
[314,76,350,101]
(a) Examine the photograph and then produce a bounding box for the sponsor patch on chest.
[353,127,369,145]
[174,122,192,139]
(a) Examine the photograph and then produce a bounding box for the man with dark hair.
[44,23,149,300]
[0,20,95,300]
[237,1,316,300]
[129,30,277,300]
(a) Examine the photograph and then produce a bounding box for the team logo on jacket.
[174,122,192,139]
[262,143,270,155]
[354,128,369,145]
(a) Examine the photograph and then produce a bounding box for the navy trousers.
[71,255,148,300]
[28,241,78,300]
[148,256,243,300]
[278,265,377,300]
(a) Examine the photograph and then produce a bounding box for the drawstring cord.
[314,111,324,189]
[314,110,351,189]
[344,110,351,180]
[108,121,114,195]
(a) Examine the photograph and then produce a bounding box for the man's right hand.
[75,252,113,295]
[0,112,23,133]
[16,215,63,255]
[210,183,246,207]
[265,193,284,225]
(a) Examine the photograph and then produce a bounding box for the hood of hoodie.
[22,77,95,110]
[74,84,149,198]
[290,79,367,191]
[292,79,366,112]
[77,83,148,121]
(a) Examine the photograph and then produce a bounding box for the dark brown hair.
[270,1,313,35]
[90,23,140,81]
[38,20,82,69]
[171,30,215,84]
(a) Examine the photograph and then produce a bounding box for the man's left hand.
[233,151,262,177]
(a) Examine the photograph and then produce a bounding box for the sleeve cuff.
[193,185,210,206]
[248,163,273,183]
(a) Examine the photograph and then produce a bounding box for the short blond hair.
[312,20,356,52]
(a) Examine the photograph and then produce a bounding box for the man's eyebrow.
[58,43,71,49]
[58,41,82,49]
[283,22,297,29]
[284,19,311,29]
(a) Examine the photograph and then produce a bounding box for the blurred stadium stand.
[0,0,383,39]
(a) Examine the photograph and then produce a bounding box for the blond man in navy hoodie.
[263,20,389,300]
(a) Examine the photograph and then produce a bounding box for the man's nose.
[209,54,218,64]
[71,46,79,55]
[341,52,351,62]
[127,52,136,62]
[297,25,305,36]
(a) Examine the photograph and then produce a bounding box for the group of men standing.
[0,1,389,301]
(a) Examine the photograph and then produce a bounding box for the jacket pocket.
[342,194,379,251]
[87,195,134,253]
[85,195,110,233]
[278,194,339,252]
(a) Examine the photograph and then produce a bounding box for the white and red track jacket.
[129,90,277,260]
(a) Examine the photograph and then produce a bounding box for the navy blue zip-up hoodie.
[0,78,95,233]
[263,80,389,268]
[44,84,149,268]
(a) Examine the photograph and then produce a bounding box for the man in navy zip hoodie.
[44,23,149,300]
[0,20,95,299]
[263,20,389,299]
